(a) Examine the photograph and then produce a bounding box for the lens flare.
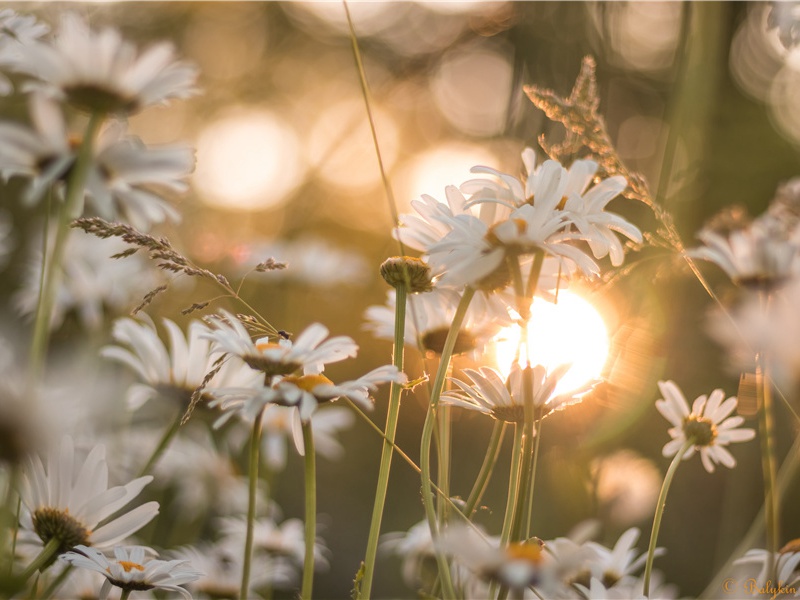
[492,290,610,394]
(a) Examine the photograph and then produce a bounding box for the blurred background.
[3,2,800,598]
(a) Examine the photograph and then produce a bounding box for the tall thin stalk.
[419,287,475,599]
[757,354,779,579]
[643,439,693,596]
[28,112,105,390]
[301,420,317,600]
[463,421,506,519]
[360,283,407,598]
[240,406,265,600]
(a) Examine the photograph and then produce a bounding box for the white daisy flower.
[426,203,599,290]
[218,515,330,572]
[463,149,640,265]
[441,363,593,423]
[0,9,49,94]
[583,527,653,589]
[18,436,158,556]
[141,429,249,520]
[690,214,800,289]
[61,545,201,600]
[381,520,491,597]
[655,380,756,473]
[211,364,406,424]
[394,184,509,254]
[436,525,560,595]
[364,287,512,356]
[85,124,193,230]
[733,547,800,590]
[203,311,358,377]
[102,315,261,411]
[15,233,162,331]
[15,13,198,114]
[0,94,73,204]
[171,542,295,598]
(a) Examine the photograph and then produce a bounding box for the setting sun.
[492,290,610,394]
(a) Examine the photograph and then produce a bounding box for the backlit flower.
[15,13,198,114]
[364,287,511,356]
[441,363,592,423]
[18,436,158,555]
[655,380,755,473]
[61,545,201,600]
[690,206,800,289]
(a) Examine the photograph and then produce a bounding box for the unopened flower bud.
[380,256,432,293]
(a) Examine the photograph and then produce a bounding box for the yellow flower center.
[282,374,334,393]
[118,561,146,573]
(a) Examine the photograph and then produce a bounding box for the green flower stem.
[240,406,265,600]
[301,420,317,600]
[420,286,475,599]
[500,424,525,547]
[523,418,543,540]
[490,424,524,600]
[137,410,183,478]
[643,439,693,596]
[360,284,407,599]
[757,357,780,579]
[42,564,73,599]
[1,466,19,574]
[437,403,452,523]
[510,357,535,543]
[120,589,131,600]
[463,420,506,519]
[18,537,60,582]
[28,112,105,391]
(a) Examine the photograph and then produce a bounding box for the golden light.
[393,142,499,210]
[492,290,610,394]
[194,108,306,212]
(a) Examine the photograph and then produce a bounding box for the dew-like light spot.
[194,108,306,211]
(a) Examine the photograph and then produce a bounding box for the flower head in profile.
[102,315,261,411]
[733,545,800,590]
[61,545,201,600]
[655,380,755,472]
[0,10,49,94]
[203,311,358,378]
[171,542,295,598]
[437,525,561,595]
[364,287,512,356]
[15,13,198,114]
[211,364,406,424]
[441,363,593,423]
[18,436,158,556]
[691,213,800,290]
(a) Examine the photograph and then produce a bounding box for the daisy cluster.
[0,5,790,600]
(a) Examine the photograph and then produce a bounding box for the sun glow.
[493,291,610,394]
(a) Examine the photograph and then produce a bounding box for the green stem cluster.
[419,286,475,598]
[360,284,407,598]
